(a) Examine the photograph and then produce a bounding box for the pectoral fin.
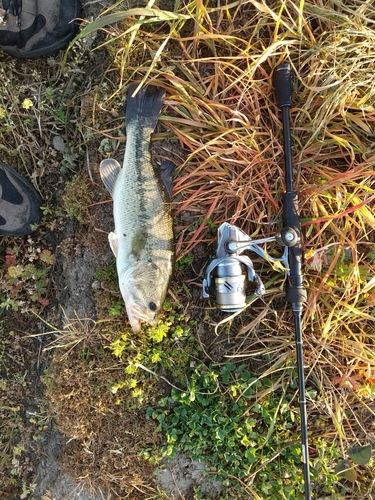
[100,158,121,197]
[108,231,119,257]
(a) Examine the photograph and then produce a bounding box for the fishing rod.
[274,62,310,500]
[202,62,311,498]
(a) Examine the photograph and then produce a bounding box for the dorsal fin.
[100,158,121,197]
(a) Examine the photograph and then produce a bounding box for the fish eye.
[148,302,157,311]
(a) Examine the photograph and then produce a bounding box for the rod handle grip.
[273,63,293,108]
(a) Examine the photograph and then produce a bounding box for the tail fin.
[125,84,166,132]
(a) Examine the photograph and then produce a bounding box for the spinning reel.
[202,221,298,311]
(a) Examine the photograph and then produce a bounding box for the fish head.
[119,263,167,333]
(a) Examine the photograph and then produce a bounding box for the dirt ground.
[27,220,217,500]
[0,2,224,499]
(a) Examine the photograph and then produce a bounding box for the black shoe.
[0,0,81,58]
[0,162,43,236]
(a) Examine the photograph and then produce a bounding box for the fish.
[99,84,175,333]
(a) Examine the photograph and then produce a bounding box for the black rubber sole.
[0,162,43,236]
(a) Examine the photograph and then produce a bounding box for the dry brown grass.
[43,339,162,499]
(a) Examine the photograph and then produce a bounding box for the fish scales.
[115,128,173,257]
[100,84,175,332]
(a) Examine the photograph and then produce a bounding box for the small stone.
[52,135,66,152]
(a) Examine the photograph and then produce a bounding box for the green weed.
[334,444,373,483]
[109,301,200,407]
[175,252,194,271]
[148,363,341,499]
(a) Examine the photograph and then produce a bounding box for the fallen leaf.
[348,444,372,465]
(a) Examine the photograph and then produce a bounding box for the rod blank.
[274,62,311,500]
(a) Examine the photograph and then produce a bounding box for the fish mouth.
[126,302,157,333]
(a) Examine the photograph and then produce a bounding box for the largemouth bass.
[100,84,175,333]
